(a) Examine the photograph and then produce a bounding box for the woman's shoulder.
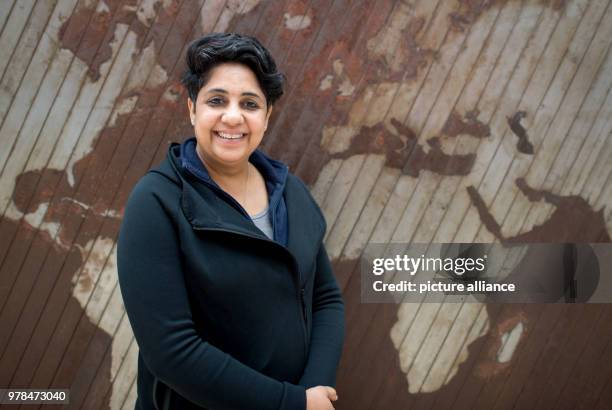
[284,172,327,232]
[124,158,183,218]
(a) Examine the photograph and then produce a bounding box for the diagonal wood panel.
[0,1,611,409]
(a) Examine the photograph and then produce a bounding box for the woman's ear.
[187,98,195,125]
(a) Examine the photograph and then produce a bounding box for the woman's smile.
[213,130,248,141]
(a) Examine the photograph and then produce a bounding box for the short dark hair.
[181,33,285,109]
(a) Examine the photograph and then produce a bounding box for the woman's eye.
[207,97,225,106]
[243,100,260,110]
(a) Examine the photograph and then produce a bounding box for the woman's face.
[188,62,272,168]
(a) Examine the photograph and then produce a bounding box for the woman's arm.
[118,176,305,410]
[298,245,345,388]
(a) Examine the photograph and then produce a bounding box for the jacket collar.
[179,137,288,212]
[157,144,325,270]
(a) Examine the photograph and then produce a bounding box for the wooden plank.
[380,0,512,248]
[0,0,78,210]
[23,50,89,173]
[65,26,140,186]
[342,166,400,260]
[0,0,147,388]
[68,289,124,410]
[46,22,130,173]
[0,0,16,35]
[406,303,463,393]
[0,0,57,129]
[433,4,562,243]
[321,154,365,240]
[326,154,385,260]
[473,0,610,242]
[311,158,342,204]
[560,307,612,409]
[120,376,137,410]
[427,304,500,410]
[454,0,590,242]
[420,1,544,244]
[385,0,457,123]
[103,318,137,410]
[0,46,73,219]
[370,175,418,243]
[417,303,486,394]
[8,0,155,390]
[560,88,612,197]
[387,0,512,246]
[107,340,138,410]
[0,0,35,87]
[490,1,612,242]
[583,132,612,207]
[596,169,612,227]
[520,49,612,232]
[464,303,541,409]
[289,0,395,186]
[4,0,152,390]
[263,0,370,165]
[68,277,123,410]
[530,305,607,410]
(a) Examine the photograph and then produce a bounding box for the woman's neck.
[196,147,251,198]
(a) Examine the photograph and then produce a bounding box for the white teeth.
[216,131,245,140]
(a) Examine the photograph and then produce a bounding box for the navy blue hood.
[179,137,289,246]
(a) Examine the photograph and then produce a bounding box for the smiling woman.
[117,33,345,410]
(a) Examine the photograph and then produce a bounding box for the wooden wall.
[0,0,611,408]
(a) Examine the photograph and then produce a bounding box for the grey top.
[251,206,273,240]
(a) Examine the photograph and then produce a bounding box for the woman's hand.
[306,386,338,410]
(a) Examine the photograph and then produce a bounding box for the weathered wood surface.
[0,0,611,409]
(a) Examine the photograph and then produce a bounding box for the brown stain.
[368,16,434,82]
[442,109,491,139]
[473,310,528,379]
[258,0,434,186]
[467,178,611,242]
[12,169,64,212]
[449,0,567,32]
[507,111,534,154]
[392,118,478,177]
[326,118,477,178]
[58,0,169,81]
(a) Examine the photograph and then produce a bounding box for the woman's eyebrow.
[206,88,262,99]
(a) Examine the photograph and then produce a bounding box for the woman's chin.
[211,145,250,164]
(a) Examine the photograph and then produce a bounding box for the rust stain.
[391,118,477,177]
[58,0,174,81]
[449,0,567,32]
[442,109,490,139]
[367,15,434,81]
[467,178,611,242]
[326,118,477,178]
[468,308,528,380]
[507,111,534,154]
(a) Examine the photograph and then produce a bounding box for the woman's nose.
[221,104,244,125]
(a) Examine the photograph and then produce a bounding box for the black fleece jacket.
[117,144,345,409]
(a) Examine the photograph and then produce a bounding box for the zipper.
[192,225,309,356]
[300,288,307,326]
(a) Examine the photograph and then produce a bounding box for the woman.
[117,33,345,410]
